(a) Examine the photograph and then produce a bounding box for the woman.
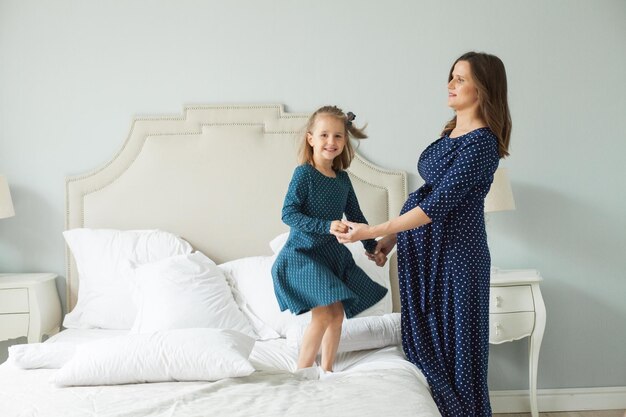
[337,51,511,416]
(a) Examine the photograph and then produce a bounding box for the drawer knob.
[495,322,502,336]
[495,296,502,308]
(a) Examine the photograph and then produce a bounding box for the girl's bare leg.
[297,305,331,369]
[320,302,344,372]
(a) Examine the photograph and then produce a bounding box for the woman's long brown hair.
[442,52,512,158]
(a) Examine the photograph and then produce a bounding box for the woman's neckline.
[447,126,489,140]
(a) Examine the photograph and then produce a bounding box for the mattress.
[0,329,441,417]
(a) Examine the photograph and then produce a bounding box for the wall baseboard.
[490,386,626,412]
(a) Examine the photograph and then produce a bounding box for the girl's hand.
[364,234,397,267]
[376,234,397,257]
[330,220,349,237]
[336,221,371,243]
[366,250,388,267]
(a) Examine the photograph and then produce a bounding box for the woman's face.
[447,60,480,113]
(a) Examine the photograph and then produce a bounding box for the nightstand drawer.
[0,313,29,340]
[0,273,61,343]
[489,312,535,344]
[490,285,534,313]
[0,288,29,313]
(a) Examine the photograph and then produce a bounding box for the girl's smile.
[307,115,346,168]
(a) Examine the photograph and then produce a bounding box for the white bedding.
[0,329,441,417]
[14,104,433,416]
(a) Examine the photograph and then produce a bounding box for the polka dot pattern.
[272,164,387,318]
[397,128,499,416]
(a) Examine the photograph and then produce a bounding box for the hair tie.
[346,111,356,127]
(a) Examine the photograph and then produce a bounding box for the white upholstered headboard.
[65,104,407,312]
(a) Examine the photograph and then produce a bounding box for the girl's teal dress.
[271,164,387,318]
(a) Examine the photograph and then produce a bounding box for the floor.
[494,411,625,417]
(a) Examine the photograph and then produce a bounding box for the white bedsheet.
[0,329,441,417]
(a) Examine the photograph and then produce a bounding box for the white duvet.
[0,329,441,417]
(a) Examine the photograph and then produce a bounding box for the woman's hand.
[376,234,397,257]
[364,234,397,267]
[366,250,388,267]
[336,221,371,243]
[329,220,349,237]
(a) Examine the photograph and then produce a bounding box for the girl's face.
[447,60,480,113]
[307,114,346,165]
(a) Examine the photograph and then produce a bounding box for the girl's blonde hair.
[298,105,367,171]
[442,51,512,158]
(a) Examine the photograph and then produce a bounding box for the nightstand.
[0,273,62,343]
[490,269,546,417]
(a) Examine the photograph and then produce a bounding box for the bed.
[0,104,441,417]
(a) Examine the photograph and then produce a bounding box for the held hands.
[365,234,397,267]
[366,249,388,267]
[336,221,375,264]
[335,221,370,244]
[335,221,395,267]
[329,220,349,238]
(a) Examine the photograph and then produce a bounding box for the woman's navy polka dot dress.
[397,128,499,416]
[272,164,387,318]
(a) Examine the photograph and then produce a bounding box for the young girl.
[271,105,388,375]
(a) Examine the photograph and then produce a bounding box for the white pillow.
[219,233,393,338]
[286,313,401,353]
[8,342,75,369]
[270,232,393,316]
[52,328,255,386]
[219,256,309,338]
[131,252,257,338]
[63,228,193,330]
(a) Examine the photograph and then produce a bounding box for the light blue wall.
[1,0,624,390]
